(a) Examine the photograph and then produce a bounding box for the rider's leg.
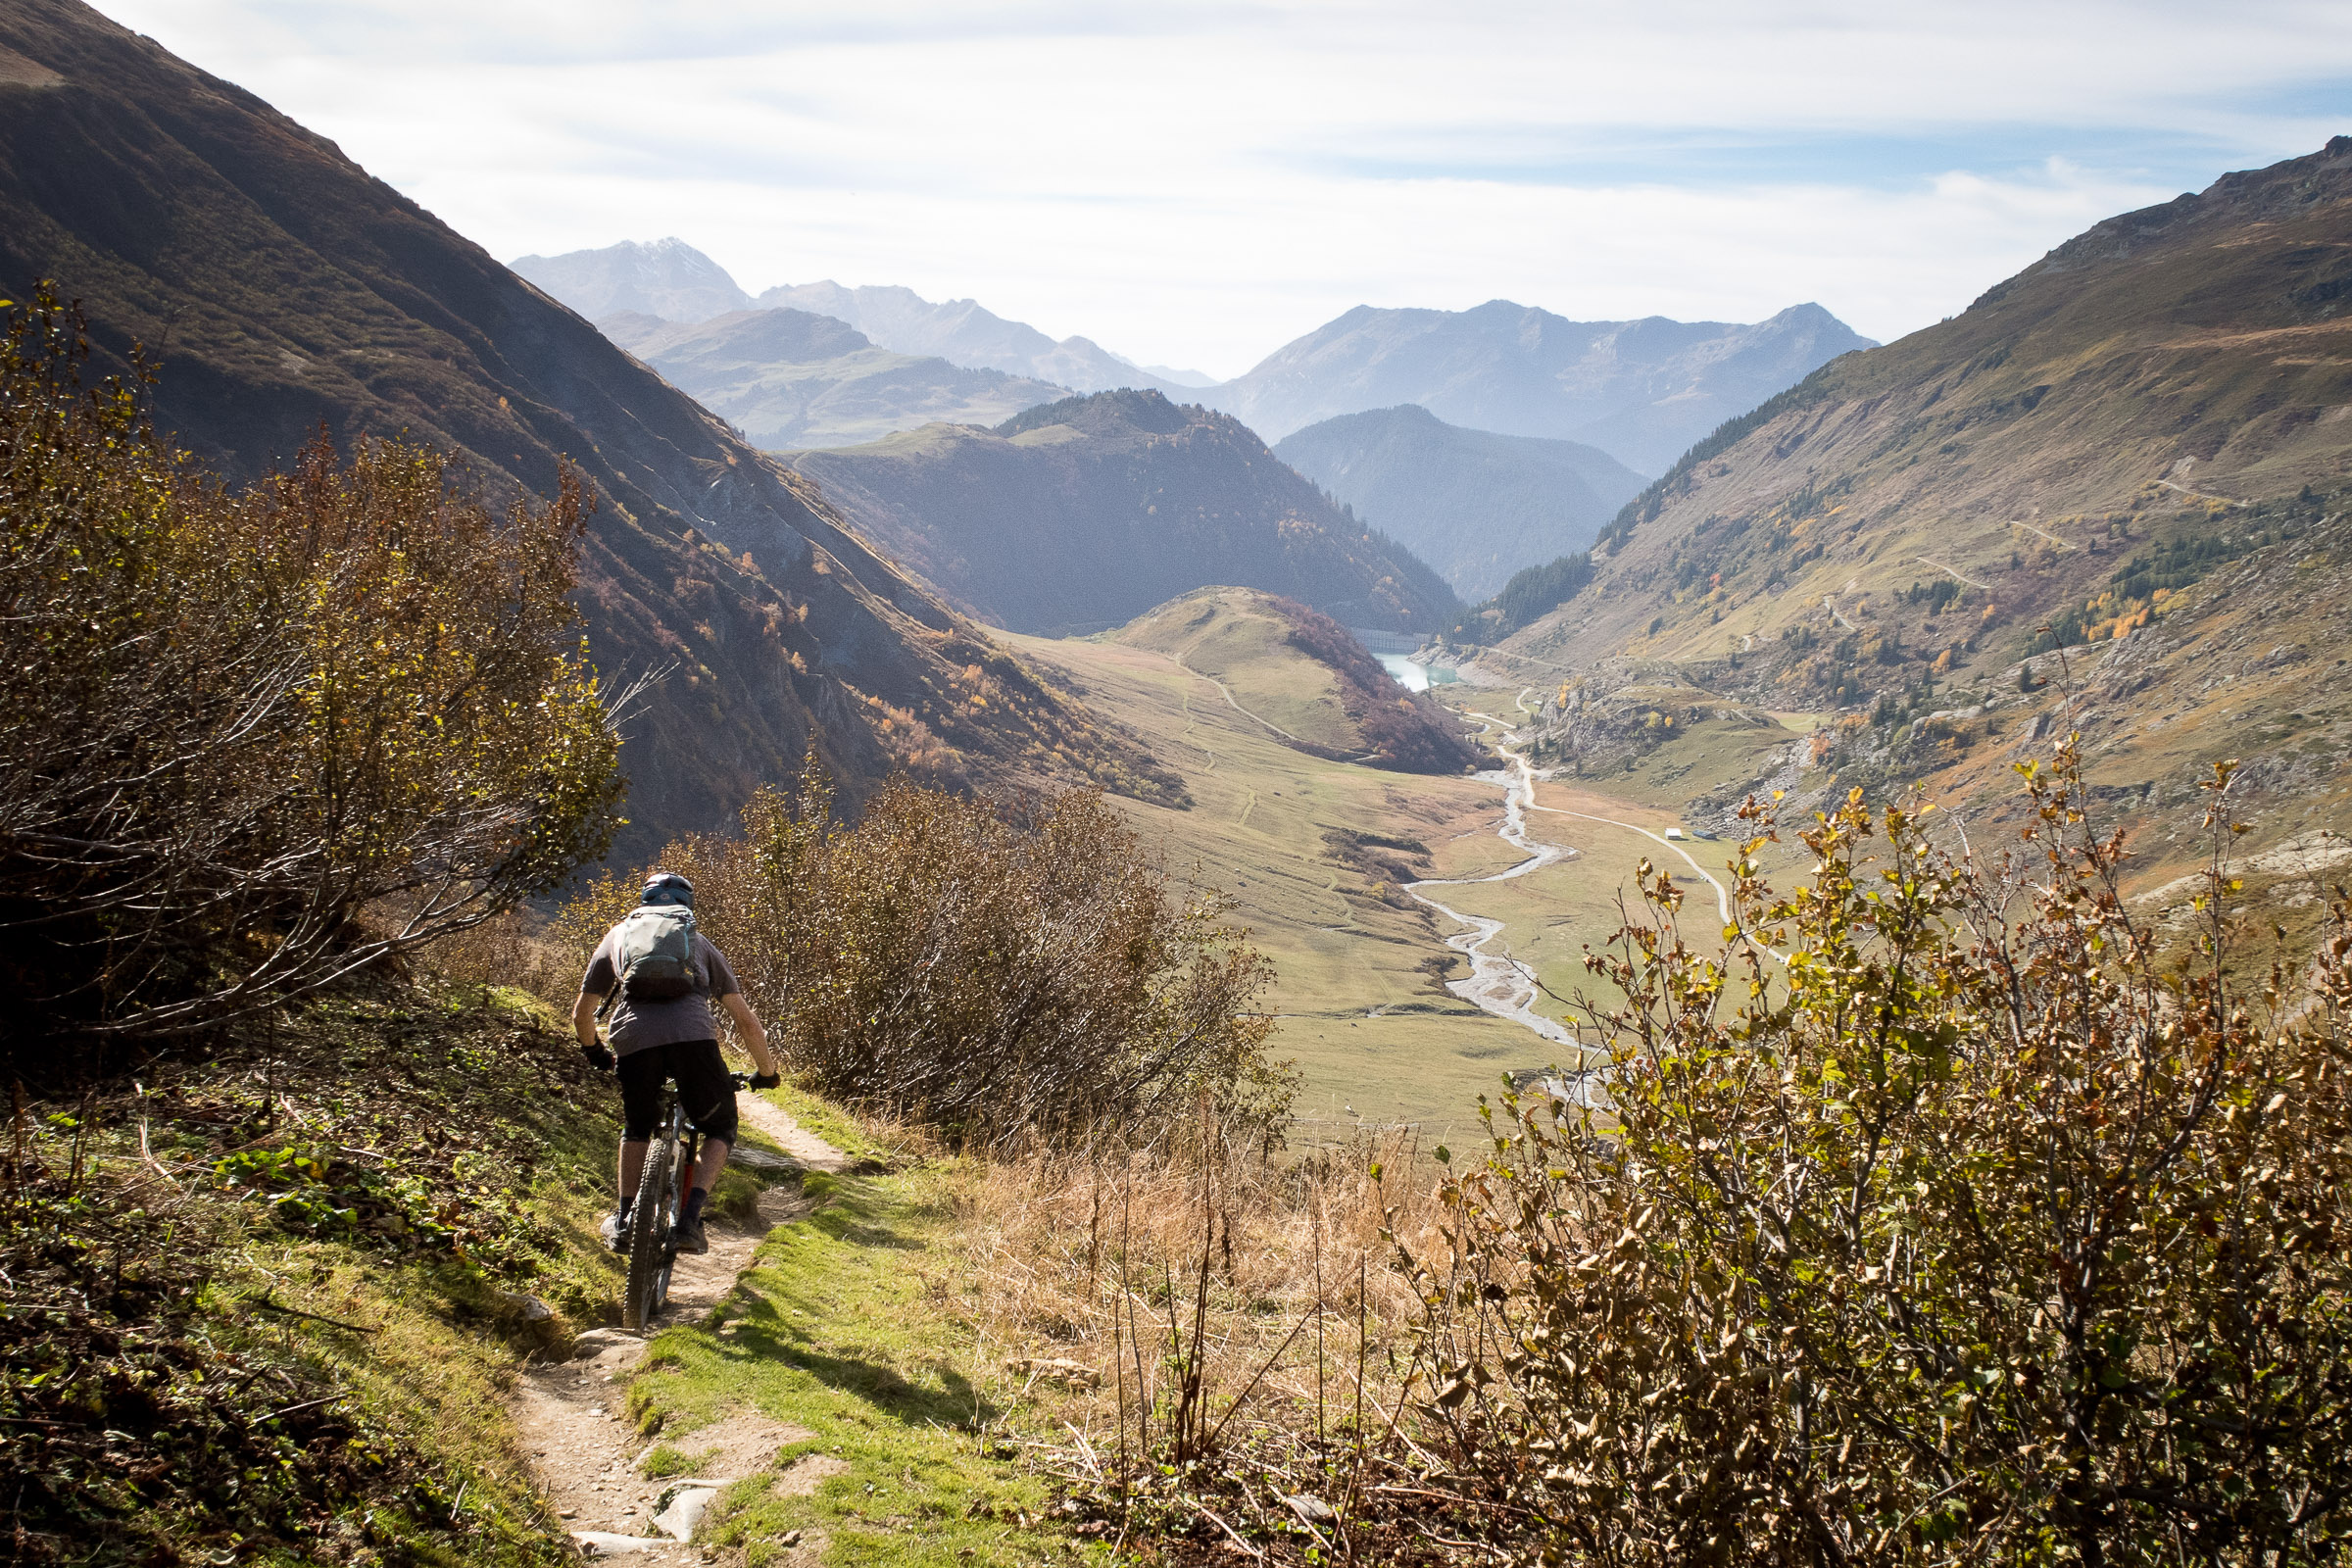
[692,1136,730,1196]
[613,1048,663,1228]
[673,1042,740,1243]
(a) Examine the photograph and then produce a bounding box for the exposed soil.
[511,1095,849,1557]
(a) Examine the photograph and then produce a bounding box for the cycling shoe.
[669,1215,709,1255]
[600,1210,630,1252]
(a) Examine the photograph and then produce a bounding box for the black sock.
[616,1196,633,1219]
[682,1188,709,1225]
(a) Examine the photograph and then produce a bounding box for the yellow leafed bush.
[1409,746,2352,1563]
[0,295,623,1048]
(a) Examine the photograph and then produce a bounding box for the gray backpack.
[610,905,702,1002]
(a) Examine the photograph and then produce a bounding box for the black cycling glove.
[750,1071,781,1091]
[580,1042,616,1073]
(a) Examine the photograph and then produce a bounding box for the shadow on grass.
[657,1175,1003,1434]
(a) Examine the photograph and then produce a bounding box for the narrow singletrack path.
[511,1094,849,1557]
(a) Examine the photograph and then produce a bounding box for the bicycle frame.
[620,1069,749,1332]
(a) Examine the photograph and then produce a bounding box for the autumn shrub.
[559,756,1291,1149]
[1411,746,2352,1565]
[0,297,623,1050]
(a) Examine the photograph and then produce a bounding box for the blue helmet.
[640,871,696,908]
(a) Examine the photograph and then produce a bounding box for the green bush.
[1411,747,2352,1564]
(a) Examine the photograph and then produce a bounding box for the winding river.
[1401,699,1588,1051]
[1399,693,1777,1083]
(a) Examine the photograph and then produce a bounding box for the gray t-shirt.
[580,928,741,1056]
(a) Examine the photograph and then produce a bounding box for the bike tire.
[622,1140,675,1331]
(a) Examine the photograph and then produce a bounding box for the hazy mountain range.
[0,0,1186,855]
[789,390,1460,637]
[518,240,1867,483]
[1274,406,1647,601]
[752,280,1198,396]
[1207,301,1875,474]
[599,308,1070,450]
[511,235,754,323]
[514,240,1192,397]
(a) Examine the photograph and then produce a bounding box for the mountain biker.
[573,871,781,1255]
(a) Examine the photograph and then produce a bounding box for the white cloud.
[95,0,2352,376]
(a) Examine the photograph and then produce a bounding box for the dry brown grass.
[946,1114,1482,1559]
[414,907,578,1007]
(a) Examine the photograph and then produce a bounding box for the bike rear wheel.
[622,1139,677,1330]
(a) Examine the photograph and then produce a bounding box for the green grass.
[997,628,1840,1132]
[6,979,632,1564]
[625,1163,1093,1567]
[1110,588,1357,751]
[1004,627,1533,1127]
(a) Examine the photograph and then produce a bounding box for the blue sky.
[97,0,2352,378]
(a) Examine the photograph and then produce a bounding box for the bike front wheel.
[622,1139,677,1331]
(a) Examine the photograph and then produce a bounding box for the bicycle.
[622,1069,751,1331]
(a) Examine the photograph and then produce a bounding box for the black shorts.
[615,1040,739,1146]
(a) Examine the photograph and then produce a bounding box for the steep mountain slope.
[788,390,1461,637]
[1274,405,1647,601]
[601,308,1069,449]
[0,0,1180,858]
[1109,588,1479,773]
[512,236,750,323]
[1207,301,1873,472]
[1489,140,2352,885]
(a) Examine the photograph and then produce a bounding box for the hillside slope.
[1490,139,2352,885]
[1205,300,1872,471]
[1275,404,1647,600]
[1110,587,1479,772]
[788,390,1462,636]
[0,0,1179,857]
[601,307,1070,449]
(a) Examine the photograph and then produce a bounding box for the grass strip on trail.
[627,1149,1095,1568]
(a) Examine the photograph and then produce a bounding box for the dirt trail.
[511,1094,850,1558]
[1163,644,1314,747]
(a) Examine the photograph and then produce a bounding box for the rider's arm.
[719,991,780,1078]
[572,990,601,1050]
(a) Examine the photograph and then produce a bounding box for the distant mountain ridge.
[512,236,751,323]
[1207,300,1874,474]
[752,279,1186,396]
[601,308,1070,450]
[0,0,1182,858]
[1274,405,1647,601]
[789,389,1461,637]
[514,239,1186,397]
